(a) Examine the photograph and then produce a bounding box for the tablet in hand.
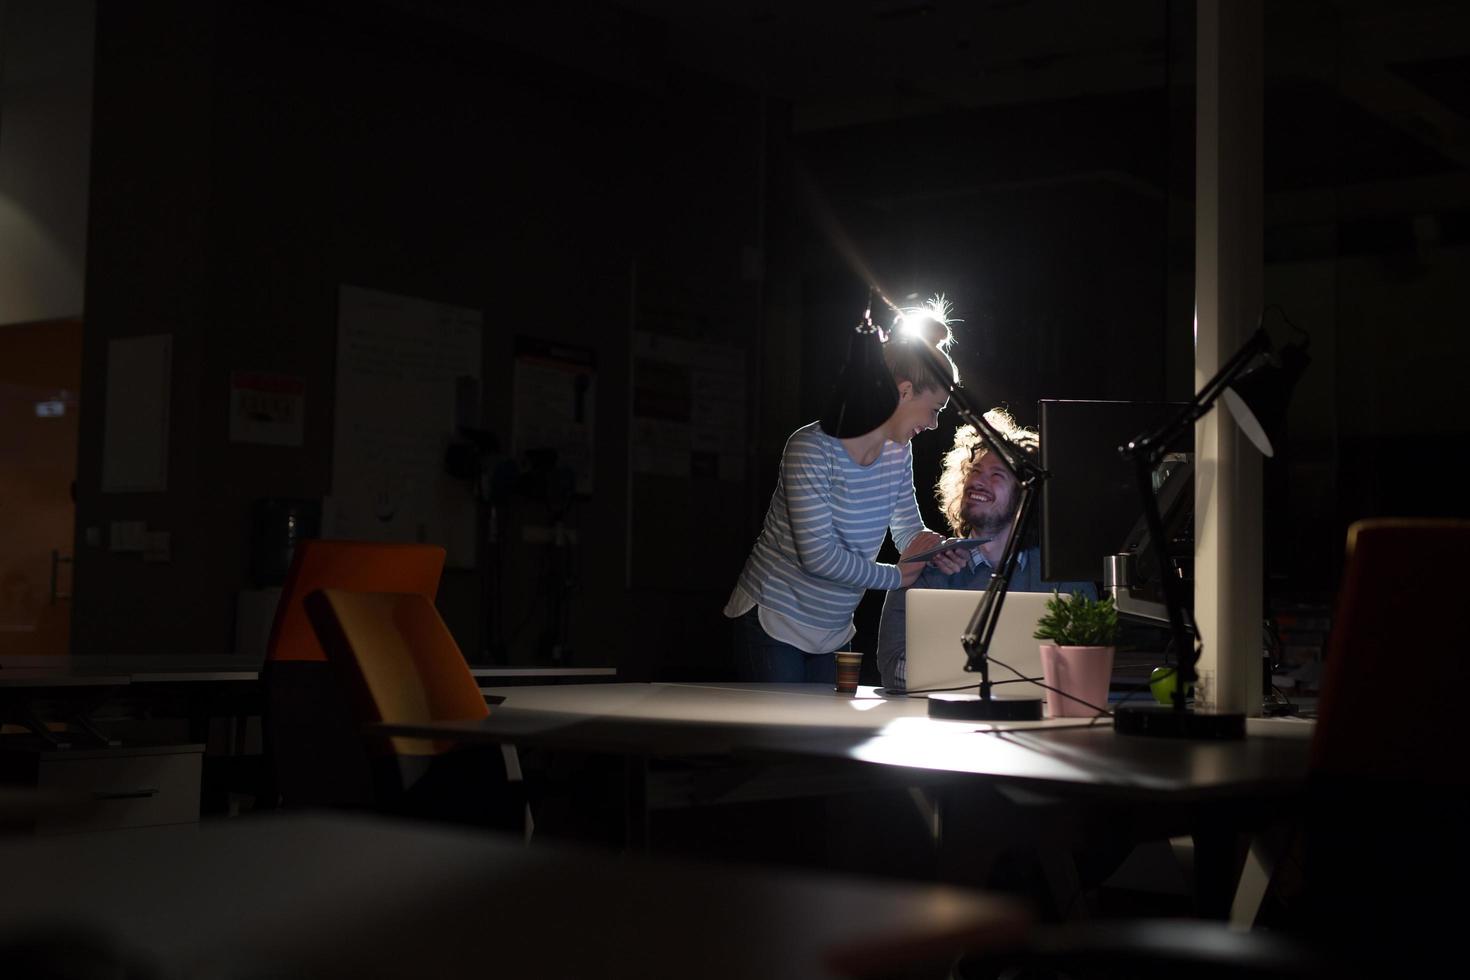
[900,537,984,563]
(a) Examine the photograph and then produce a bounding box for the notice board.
[628,331,746,589]
[512,336,596,495]
[326,285,482,568]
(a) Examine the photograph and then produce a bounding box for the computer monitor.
[1038,399,1192,588]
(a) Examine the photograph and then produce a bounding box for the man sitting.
[876,409,1096,691]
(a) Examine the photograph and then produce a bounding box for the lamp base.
[1113,703,1245,740]
[927,693,1044,722]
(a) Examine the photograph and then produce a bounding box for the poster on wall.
[229,372,305,446]
[630,331,745,482]
[325,285,481,568]
[512,337,596,495]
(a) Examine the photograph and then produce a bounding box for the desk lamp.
[1114,321,1309,739]
[891,313,1049,722]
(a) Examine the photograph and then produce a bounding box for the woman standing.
[724,300,967,683]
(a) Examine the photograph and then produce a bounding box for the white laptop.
[903,590,1054,702]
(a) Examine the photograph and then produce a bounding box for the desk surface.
[0,655,261,686]
[1,658,616,686]
[0,813,1027,979]
[0,668,133,688]
[378,682,1313,802]
[471,666,617,678]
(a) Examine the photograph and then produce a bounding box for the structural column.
[1194,0,1264,715]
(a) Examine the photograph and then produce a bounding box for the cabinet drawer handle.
[92,788,160,800]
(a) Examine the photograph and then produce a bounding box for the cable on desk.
[989,654,1113,719]
[897,655,1112,717]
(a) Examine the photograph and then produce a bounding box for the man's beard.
[967,501,1017,542]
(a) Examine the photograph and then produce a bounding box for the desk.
[472,666,618,681]
[0,657,261,750]
[1,659,617,747]
[378,682,1310,802]
[0,813,1028,979]
[0,669,133,748]
[408,681,1095,754]
[2,657,619,687]
[378,682,1313,918]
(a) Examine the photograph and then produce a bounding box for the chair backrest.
[265,539,446,663]
[1309,517,1469,784]
[261,540,446,808]
[304,588,488,758]
[1298,518,1469,959]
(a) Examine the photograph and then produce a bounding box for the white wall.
[0,0,95,326]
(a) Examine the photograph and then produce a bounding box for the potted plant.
[1033,591,1118,718]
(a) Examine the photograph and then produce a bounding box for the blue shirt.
[875,543,1097,691]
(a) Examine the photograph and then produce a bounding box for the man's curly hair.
[936,408,1038,537]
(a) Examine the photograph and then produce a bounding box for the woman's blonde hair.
[884,295,959,392]
[936,408,1038,536]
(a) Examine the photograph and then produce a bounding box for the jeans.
[731,607,838,684]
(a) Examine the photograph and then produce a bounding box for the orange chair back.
[265,540,446,663]
[305,588,488,757]
[1311,518,1469,784]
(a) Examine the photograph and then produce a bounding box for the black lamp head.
[1221,338,1311,458]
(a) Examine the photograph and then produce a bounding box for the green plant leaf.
[1032,590,1117,646]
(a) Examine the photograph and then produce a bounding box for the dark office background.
[3,0,1467,677]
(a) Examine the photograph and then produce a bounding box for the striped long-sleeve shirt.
[725,422,928,652]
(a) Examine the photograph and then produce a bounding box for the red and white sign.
[230,372,306,446]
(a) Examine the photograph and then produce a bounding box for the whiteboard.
[326,285,481,568]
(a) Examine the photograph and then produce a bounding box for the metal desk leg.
[1192,824,1247,920]
[1036,844,1088,921]
[68,712,121,747]
[1229,822,1291,929]
[908,786,941,843]
[500,745,534,842]
[8,705,71,750]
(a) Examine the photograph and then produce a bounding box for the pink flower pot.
[1039,644,1115,718]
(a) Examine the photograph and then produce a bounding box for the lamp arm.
[903,337,1044,485]
[939,395,1047,676]
[948,397,1045,485]
[1131,451,1196,710]
[1125,327,1270,463]
[1118,327,1269,712]
[900,335,1050,697]
[961,474,1042,678]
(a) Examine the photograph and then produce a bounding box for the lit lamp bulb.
[894,311,945,343]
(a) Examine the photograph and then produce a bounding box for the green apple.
[1148,666,1193,705]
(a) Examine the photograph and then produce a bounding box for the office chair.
[960,518,1470,978]
[303,588,525,833]
[1289,517,1469,969]
[261,540,446,809]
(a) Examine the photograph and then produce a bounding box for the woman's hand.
[898,531,943,587]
